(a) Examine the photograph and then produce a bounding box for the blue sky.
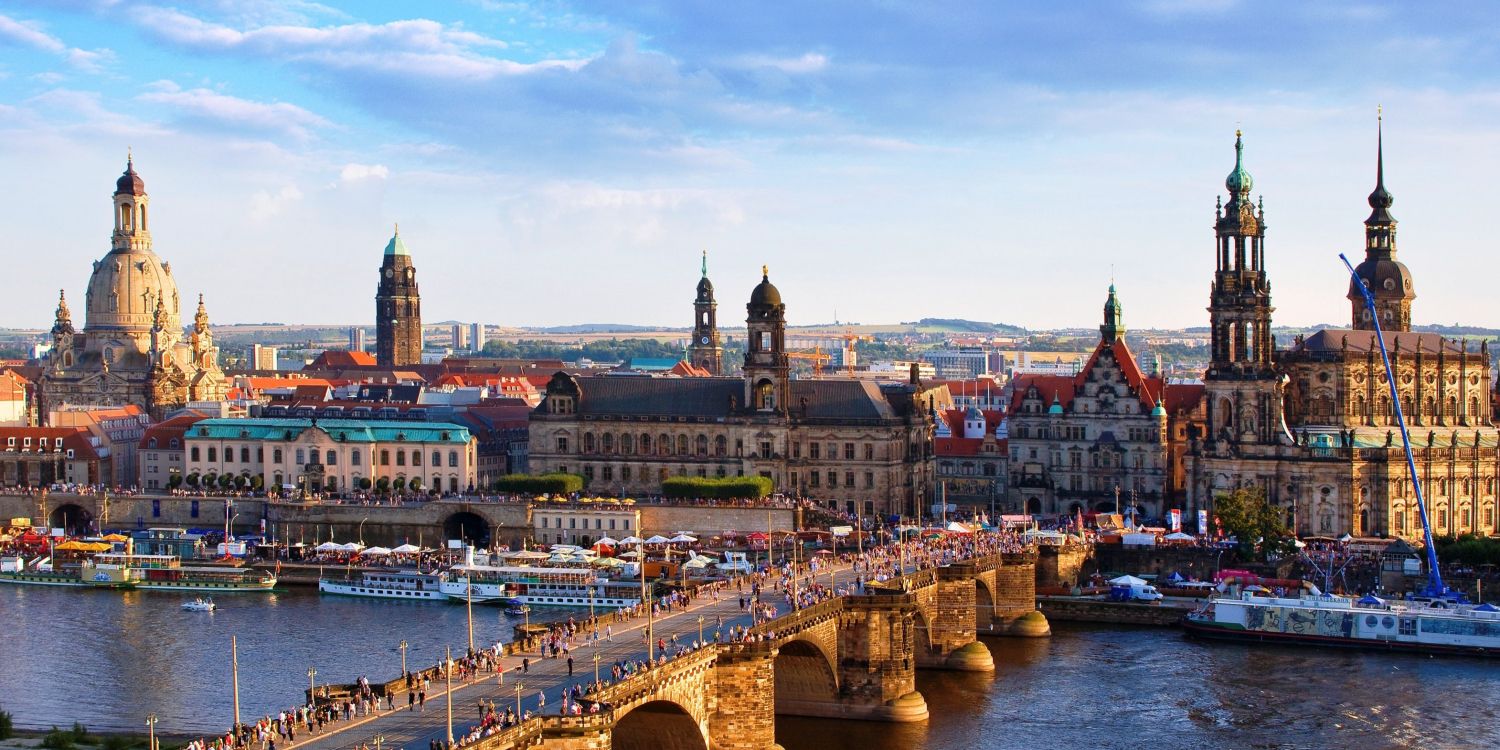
[4,1,1500,331]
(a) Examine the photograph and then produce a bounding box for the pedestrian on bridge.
[567,656,574,676]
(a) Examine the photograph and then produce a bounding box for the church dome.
[86,247,180,332]
[116,158,146,196]
[1225,130,1253,197]
[1349,257,1414,300]
[697,275,714,299]
[749,267,782,307]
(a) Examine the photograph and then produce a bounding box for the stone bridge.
[463,552,1046,750]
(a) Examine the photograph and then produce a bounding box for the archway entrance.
[1026,497,1042,514]
[442,512,491,546]
[612,701,706,750]
[50,503,93,535]
[975,580,996,632]
[773,639,838,713]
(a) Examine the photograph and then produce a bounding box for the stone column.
[710,642,782,750]
[995,552,1050,637]
[837,594,929,722]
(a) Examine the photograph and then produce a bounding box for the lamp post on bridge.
[697,614,704,646]
[514,682,524,718]
[445,646,454,748]
[307,667,316,703]
[593,653,601,687]
[145,715,157,750]
[399,640,408,677]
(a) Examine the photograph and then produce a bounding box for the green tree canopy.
[661,475,773,499]
[492,473,586,494]
[1212,487,1295,561]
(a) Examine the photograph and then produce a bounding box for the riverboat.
[0,557,88,587]
[1183,592,1500,657]
[318,570,448,601]
[443,564,639,608]
[80,553,277,592]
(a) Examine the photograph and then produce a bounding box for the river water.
[1,585,1495,749]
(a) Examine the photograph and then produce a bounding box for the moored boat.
[318,569,448,601]
[1184,592,1500,657]
[443,564,639,608]
[182,597,217,612]
[80,553,277,592]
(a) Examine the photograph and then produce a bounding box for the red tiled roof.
[0,426,100,460]
[1009,338,1164,414]
[309,350,378,368]
[138,412,210,448]
[1163,383,1205,414]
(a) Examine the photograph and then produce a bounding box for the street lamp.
[514,682,524,718]
[145,715,158,750]
[592,653,601,686]
[359,517,369,546]
[445,646,454,748]
[398,640,408,677]
[307,667,317,702]
[697,615,704,646]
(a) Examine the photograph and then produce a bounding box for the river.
[1,586,1495,749]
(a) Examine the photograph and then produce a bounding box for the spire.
[701,250,708,278]
[52,290,73,335]
[153,294,169,331]
[194,293,209,333]
[384,226,410,257]
[1100,283,1125,344]
[762,264,769,280]
[1225,129,1253,198]
[1366,107,1395,225]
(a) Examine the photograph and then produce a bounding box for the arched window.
[696,434,708,456]
[621,433,634,455]
[715,435,727,457]
[584,433,596,453]
[1447,397,1458,421]
[449,450,459,467]
[639,434,651,455]
[602,433,614,454]
[660,434,672,456]
[412,450,422,466]
[326,450,337,466]
[1469,397,1480,423]
[240,447,250,463]
[676,434,688,454]
[352,449,362,465]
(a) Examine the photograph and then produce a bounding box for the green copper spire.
[384,223,409,256]
[1367,107,1395,225]
[1225,129,1253,198]
[1100,283,1125,344]
[701,249,708,278]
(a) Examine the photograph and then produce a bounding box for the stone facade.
[40,159,226,421]
[1006,286,1200,520]
[1185,128,1500,539]
[375,228,422,368]
[529,269,943,518]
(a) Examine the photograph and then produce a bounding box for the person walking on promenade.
[523,657,530,673]
[419,688,427,711]
[537,690,546,711]
[567,656,573,676]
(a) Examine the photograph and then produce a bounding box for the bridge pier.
[710,642,783,750]
[831,595,928,722]
[915,563,995,672]
[992,552,1051,637]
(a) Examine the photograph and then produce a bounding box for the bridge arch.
[975,576,997,631]
[774,637,839,709]
[612,699,707,750]
[50,503,92,535]
[442,511,490,546]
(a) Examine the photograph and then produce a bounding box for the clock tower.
[375,225,422,368]
[688,251,724,375]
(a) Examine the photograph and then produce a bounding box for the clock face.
[384,268,393,278]
[701,336,710,345]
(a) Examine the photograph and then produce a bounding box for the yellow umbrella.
[102,533,130,542]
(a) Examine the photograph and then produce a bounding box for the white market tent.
[645,535,671,545]
[620,536,645,545]
[361,546,393,556]
[595,537,621,546]
[1163,532,1195,541]
[392,543,422,554]
[1108,575,1149,587]
[669,534,698,543]
[315,542,341,552]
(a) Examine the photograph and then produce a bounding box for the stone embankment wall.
[1035,596,1193,626]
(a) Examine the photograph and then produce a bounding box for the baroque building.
[529,268,943,517]
[1185,126,1500,539]
[1005,285,1200,520]
[687,252,724,375]
[40,158,226,421]
[376,227,422,367]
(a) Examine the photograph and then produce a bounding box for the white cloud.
[0,12,112,73]
[249,184,303,220]
[339,162,388,182]
[133,6,585,81]
[138,80,331,140]
[727,52,829,74]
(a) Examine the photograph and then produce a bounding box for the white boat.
[318,570,448,601]
[182,597,216,612]
[715,551,752,574]
[1184,592,1500,657]
[443,564,639,608]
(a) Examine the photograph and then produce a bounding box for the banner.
[1197,509,1210,536]
[1169,509,1182,532]
[830,525,853,537]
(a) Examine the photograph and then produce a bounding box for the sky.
[4,1,1500,332]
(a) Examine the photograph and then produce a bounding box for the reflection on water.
[2,587,1496,749]
[777,623,1499,750]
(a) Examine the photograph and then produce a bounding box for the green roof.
[191,418,470,444]
[384,232,410,256]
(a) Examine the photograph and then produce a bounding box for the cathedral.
[1185,125,1500,540]
[39,158,226,421]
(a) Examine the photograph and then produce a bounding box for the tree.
[1212,487,1295,561]
[358,477,373,491]
[375,477,390,494]
[250,475,264,491]
[408,478,423,492]
[167,474,183,489]
[204,473,218,488]
[392,477,407,492]
[661,475,773,499]
[185,473,200,488]
[492,473,586,494]
[219,473,235,490]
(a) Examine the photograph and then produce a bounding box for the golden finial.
[1377,103,1382,121]
[761,264,768,278]
[394,222,399,236]
[1235,128,1242,138]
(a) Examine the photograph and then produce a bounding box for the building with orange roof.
[0,425,106,491]
[49,404,152,487]
[138,411,212,489]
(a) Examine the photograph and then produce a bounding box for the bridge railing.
[582,643,719,709]
[750,595,844,636]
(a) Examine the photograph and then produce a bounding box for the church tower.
[744,266,789,412]
[375,226,422,367]
[1100,283,1125,344]
[688,251,724,374]
[1348,113,1414,332]
[1204,131,1283,444]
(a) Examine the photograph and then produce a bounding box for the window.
[296,448,305,465]
[191,446,201,461]
[792,442,802,459]
[148,438,158,449]
[556,437,569,452]
[603,466,613,481]
[396,451,405,467]
[449,451,459,467]
[827,471,837,488]
[541,517,549,528]
[352,449,362,465]
[380,450,390,466]
[844,443,855,460]
[715,436,727,457]
[864,444,874,461]
[584,466,595,481]
[810,472,821,487]
[865,472,875,488]
[327,450,337,466]
[810,443,821,459]
[609,519,616,530]
[170,438,180,450]
[240,447,250,463]
[208,446,217,462]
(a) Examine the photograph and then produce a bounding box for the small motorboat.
[182,597,217,612]
[504,603,530,617]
